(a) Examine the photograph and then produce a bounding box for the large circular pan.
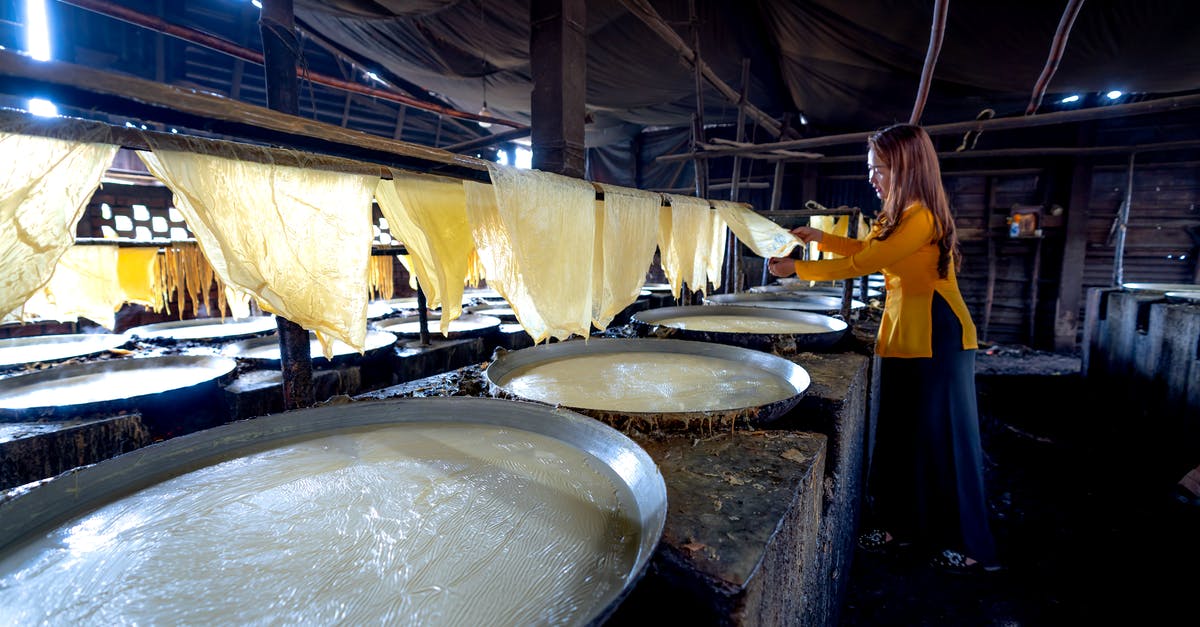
[0,333,129,369]
[221,330,397,367]
[1122,282,1200,293]
[0,397,666,627]
[376,313,502,340]
[641,282,673,293]
[750,283,882,300]
[468,305,519,323]
[125,316,278,342]
[486,337,811,434]
[631,304,848,354]
[704,292,866,314]
[0,355,237,422]
[1164,291,1200,304]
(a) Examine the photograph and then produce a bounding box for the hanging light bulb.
[477,72,492,128]
[475,99,489,127]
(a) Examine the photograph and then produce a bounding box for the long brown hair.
[869,124,960,278]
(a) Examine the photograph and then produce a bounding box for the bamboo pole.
[799,139,1200,164]
[725,58,751,294]
[0,51,492,179]
[1026,0,1087,115]
[910,0,949,125]
[1112,153,1136,286]
[657,92,1200,162]
[617,0,784,138]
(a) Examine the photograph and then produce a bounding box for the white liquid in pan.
[502,351,797,412]
[0,424,638,626]
[0,365,216,409]
[651,315,831,334]
[140,318,276,341]
[0,336,122,367]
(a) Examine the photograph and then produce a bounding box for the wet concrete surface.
[839,347,1200,626]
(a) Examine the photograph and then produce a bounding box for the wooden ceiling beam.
[618,0,785,139]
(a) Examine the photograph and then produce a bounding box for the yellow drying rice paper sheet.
[713,200,801,258]
[707,207,728,291]
[375,172,475,336]
[139,150,376,358]
[0,132,116,321]
[117,246,163,311]
[659,194,717,298]
[464,165,596,343]
[19,245,123,329]
[591,184,660,330]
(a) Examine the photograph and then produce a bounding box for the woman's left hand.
[767,257,796,278]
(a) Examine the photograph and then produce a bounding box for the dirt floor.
[838,345,1200,626]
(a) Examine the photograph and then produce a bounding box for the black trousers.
[868,292,996,564]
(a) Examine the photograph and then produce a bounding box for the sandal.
[930,549,1001,575]
[856,528,905,553]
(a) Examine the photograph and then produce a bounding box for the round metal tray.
[221,330,397,367]
[0,333,129,368]
[0,397,666,626]
[376,313,502,339]
[704,292,866,313]
[631,304,848,354]
[125,316,278,342]
[469,306,518,323]
[1122,282,1200,293]
[0,355,237,422]
[486,337,811,433]
[751,284,882,299]
[642,283,672,293]
[1165,291,1200,303]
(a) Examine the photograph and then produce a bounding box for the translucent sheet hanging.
[808,212,869,260]
[464,166,596,343]
[591,184,660,330]
[157,242,250,319]
[139,149,375,358]
[707,208,728,291]
[658,194,718,299]
[375,172,476,335]
[18,245,123,329]
[713,200,801,258]
[0,132,117,320]
[117,247,164,311]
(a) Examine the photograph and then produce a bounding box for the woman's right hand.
[791,226,824,244]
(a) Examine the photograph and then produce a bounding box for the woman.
[768,124,998,573]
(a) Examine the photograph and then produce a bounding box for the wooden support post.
[841,209,861,320]
[340,92,353,127]
[688,0,708,201]
[1112,153,1136,286]
[1029,236,1043,344]
[530,0,587,178]
[761,160,786,285]
[416,282,431,347]
[1053,130,1093,351]
[259,0,314,410]
[983,176,996,342]
[725,58,750,293]
[392,106,406,140]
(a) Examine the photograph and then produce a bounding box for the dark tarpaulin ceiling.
[293,0,1200,147]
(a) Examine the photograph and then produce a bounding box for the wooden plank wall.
[1083,163,1200,290]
